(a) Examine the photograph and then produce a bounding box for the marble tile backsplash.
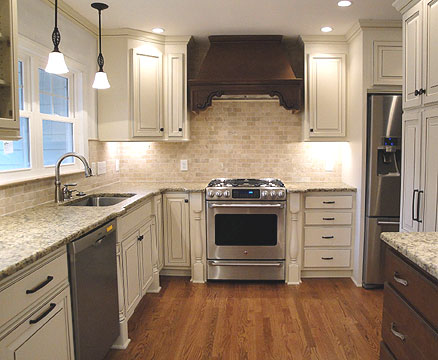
[0,141,120,216]
[119,101,344,183]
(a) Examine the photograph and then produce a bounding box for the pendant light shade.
[91,3,110,89]
[46,0,69,74]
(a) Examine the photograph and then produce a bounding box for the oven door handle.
[208,261,283,267]
[208,203,284,209]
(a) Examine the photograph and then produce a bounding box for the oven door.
[207,201,286,260]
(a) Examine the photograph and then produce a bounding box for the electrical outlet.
[91,162,97,176]
[115,159,120,172]
[180,159,188,171]
[97,161,107,175]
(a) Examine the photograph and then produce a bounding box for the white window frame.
[0,36,89,185]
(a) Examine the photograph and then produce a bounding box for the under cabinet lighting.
[152,28,165,34]
[321,26,333,33]
[338,1,352,7]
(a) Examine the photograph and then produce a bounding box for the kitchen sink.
[64,194,135,207]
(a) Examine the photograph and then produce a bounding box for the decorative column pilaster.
[190,192,206,283]
[287,192,301,285]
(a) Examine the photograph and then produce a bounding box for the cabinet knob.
[184,199,189,203]
[310,128,314,132]
[415,89,420,96]
[179,127,183,132]
[419,88,425,95]
[138,235,144,241]
[160,128,164,132]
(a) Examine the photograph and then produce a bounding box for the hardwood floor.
[105,276,383,360]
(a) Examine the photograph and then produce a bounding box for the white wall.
[17,0,98,139]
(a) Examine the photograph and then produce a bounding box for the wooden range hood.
[188,35,303,113]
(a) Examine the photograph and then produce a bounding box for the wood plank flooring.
[105,276,383,360]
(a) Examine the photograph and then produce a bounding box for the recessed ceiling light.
[338,1,352,6]
[321,26,333,33]
[152,27,165,34]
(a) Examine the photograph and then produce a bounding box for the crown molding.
[300,35,347,45]
[102,28,191,45]
[42,0,98,37]
[345,19,402,42]
[392,0,422,13]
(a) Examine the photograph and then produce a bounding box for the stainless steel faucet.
[55,152,92,203]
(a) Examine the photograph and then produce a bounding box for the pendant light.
[92,3,110,89]
[45,0,69,74]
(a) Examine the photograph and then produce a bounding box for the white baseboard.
[160,268,191,276]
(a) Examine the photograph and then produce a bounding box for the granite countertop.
[381,232,438,280]
[0,181,355,282]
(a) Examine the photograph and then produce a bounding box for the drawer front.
[119,200,152,239]
[380,342,396,360]
[382,284,438,360]
[305,212,352,225]
[305,195,353,209]
[0,252,68,326]
[304,249,351,268]
[304,227,351,247]
[385,247,438,328]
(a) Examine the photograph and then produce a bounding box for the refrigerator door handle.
[412,189,418,221]
[377,221,400,226]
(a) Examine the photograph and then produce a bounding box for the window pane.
[52,75,68,98]
[38,69,69,117]
[39,92,52,114]
[18,61,24,111]
[39,69,51,94]
[0,118,30,171]
[53,96,68,117]
[42,120,73,166]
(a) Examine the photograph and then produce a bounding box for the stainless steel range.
[206,178,286,280]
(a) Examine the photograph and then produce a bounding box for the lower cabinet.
[163,193,191,270]
[139,220,154,295]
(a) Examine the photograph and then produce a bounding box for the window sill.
[0,168,86,188]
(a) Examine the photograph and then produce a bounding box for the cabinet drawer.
[118,200,152,239]
[304,249,350,268]
[305,195,352,209]
[382,284,438,360]
[385,247,438,328]
[380,342,396,360]
[0,252,68,327]
[304,227,351,247]
[305,212,352,225]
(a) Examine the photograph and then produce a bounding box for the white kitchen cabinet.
[163,193,191,269]
[154,195,164,270]
[121,231,142,317]
[0,0,20,140]
[98,29,190,142]
[139,220,154,295]
[373,41,403,86]
[0,286,74,360]
[400,110,422,232]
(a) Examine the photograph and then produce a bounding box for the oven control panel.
[206,188,286,201]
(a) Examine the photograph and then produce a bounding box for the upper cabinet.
[97,29,191,142]
[302,37,348,140]
[0,0,20,140]
[373,41,403,86]
[399,0,438,109]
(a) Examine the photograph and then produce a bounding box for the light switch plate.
[97,161,107,175]
[91,162,97,176]
[180,159,188,171]
[115,159,120,172]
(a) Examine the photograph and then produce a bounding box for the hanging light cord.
[97,8,104,72]
[52,0,61,52]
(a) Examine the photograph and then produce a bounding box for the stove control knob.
[223,190,231,198]
[208,190,215,198]
[278,190,285,198]
[270,191,277,198]
[261,191,268,198]
[216,191,223,197]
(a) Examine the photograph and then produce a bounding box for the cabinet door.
[139,221,153,294]
[166,53,185,138]
[403,2,423,109]
[0,0,20,137]
[373,41,403,86]
[421,107,438,231]
[121,231,142,317]
[163,193,191,268]
[131,48,163,138]
[0,287,74,360]
[155,195,164,270]
[308,53,346,137]
[424,0,438,105]
[400,110,422,232]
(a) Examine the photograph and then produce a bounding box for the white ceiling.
[63,0,401,38]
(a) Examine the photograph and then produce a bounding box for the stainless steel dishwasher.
[68,220,119,360]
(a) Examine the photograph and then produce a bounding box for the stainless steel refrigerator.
[363,94,402,289]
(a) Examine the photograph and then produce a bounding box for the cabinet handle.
[415,89,420,96]
[160,128,164,132]
[419,88,425,95]
[179,127,183,131]
[323,217,335,221]
[393,272,408,286]
[29,303,56,324]
[390,322,406,342]
[321,257,334,260]
[412,189,418,221]
[138,235,144,241]
[416,190,423,223]
[26,276,54,294]
[322,236,334,239]
[323,201,335,204]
